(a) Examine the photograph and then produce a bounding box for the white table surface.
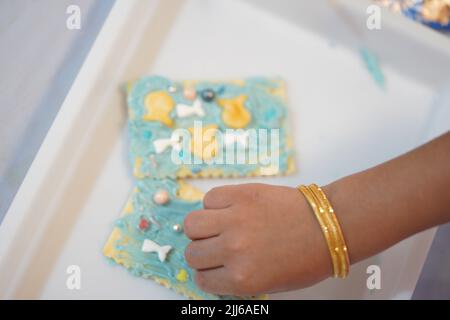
[0,0,114,221]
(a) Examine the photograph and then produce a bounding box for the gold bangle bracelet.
[309,184,350,278]
[297,184,350,278]
[307,186,344,278]
[298,185,340,278]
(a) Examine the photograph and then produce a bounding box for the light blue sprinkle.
[359,47,385,89]
[192,167,201,174]
[217,86,225,95]
[143,131,152,139]
[115,220,125,228]
[265,109,277,121]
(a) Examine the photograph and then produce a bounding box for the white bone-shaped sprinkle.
[153,136,181,154]
[176,99,205,118]
[141,239,172,262]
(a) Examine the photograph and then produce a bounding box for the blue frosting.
[110,178,255,300]
[127,76,293,178]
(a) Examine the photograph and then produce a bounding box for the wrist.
[322,176,396,264]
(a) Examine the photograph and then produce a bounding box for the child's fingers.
[184,209,227,240]
[184,236,225,270]
[194,267,232,295]
[203,185,238,209]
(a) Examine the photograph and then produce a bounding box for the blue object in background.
[402,3,450,31]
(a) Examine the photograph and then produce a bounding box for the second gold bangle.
[297,184,350,278]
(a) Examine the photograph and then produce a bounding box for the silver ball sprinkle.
[172,224,183,232]
[168,85,177,93]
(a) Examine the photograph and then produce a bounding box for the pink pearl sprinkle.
[183,87,196,100]
[153,189,170,205]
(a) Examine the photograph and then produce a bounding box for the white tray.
[1,0,449,299]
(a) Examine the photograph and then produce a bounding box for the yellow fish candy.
[217,94,251,129]
[188,124,219,161]
[143,91,175,127]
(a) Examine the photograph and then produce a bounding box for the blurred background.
[0,0,449,299]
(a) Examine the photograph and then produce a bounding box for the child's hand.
[182,133,450,296]
[183,183,332,296]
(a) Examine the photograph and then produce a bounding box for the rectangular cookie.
[103,178,266,300]
[126,76,295,179]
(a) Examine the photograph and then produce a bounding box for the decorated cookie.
[127,75,295,179]
[103,179,266,300]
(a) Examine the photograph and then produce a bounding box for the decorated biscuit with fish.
[103,179,266,300]
[126,75,295,179]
